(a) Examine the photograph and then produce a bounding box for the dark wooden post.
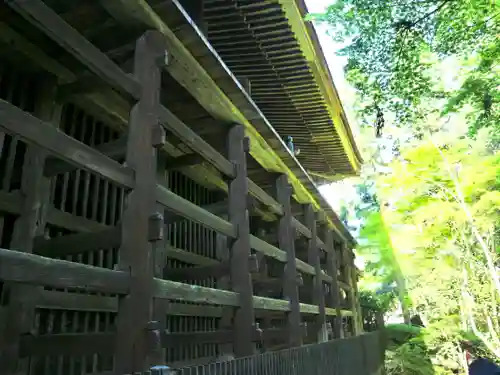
[227,124,255,357]
[0,78,61,374]
[343,244,360,336]
[275,174,302,347]
[114,30,166,373]
[216,218,232,356]
[325,229,342,339]
[304,204,326,342]
[152,153,168,365]
[348,249,363,335]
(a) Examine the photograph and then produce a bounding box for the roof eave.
[276,0,363,175]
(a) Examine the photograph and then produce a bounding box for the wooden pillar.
[0,77,61,374]
[304,205,326,342]
[216,217,232,356]
[114,30,166,373]
[253,224,273,352]
[227,124,255,357]
[275,175,302,347]
[325,229,342,339]
[152,153,168,364]
[348,250,363,335]
[343,244,360,336]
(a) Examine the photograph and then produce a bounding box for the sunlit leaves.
[311,0,499,138]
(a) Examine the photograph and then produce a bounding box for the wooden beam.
[164,255,258,281]
[292,216,311,238]
[164,199,228,223]
[114,30,165,373]
[33,289,225,318]
[46,205,108,232]
[164,263,229,281]
[34,290,119,313]
[275,174,302,347]
[153,278,239,306]
[0,99,134,188]
[153,277,353,317]
[167,245,218,266]
[0,189,109,234]
[8,0,141,100]
[247,179,283,216]
[19,333,115,357]
[57,74,112,101]
[0,248,130,294]
[33,226,121,258]
[165,153,205,170]
[227,124,255,356]
[156,184,235,238]
[44,136,128,177]
[249,235,286,263]
[158,105,234,178]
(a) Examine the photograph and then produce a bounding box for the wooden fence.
[0,1,362,374]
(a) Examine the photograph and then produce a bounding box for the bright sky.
[303,0,360,213]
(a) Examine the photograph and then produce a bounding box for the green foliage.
[310,0,499,139]
[359,289,397,313]
[385,319,499,375]
[313,0,500,371]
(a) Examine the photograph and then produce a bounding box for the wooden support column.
[304,205,326,343]
[0,77,62,374]
[227,124,255,357]
[275,175,302,347]
[342,244,360,336]
[347,249,363,335]
[324,229,342,339]
[114,31,166,373]
[253,227,273,352]
[152,152,168,365]
[216,214,232,356]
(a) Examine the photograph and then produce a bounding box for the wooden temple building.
[0,0,381,374]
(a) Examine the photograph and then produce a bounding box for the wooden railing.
[0,1,362,374]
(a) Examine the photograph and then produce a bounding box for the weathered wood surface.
[275,175,302,347]
[0,0,363,371]
[305,204,327,342]
[0,78,61,374]
[0,100,134,188]
[227,125,255,356]
[113,30,165,373]
[7,0,141,100]
[0,248,130,294]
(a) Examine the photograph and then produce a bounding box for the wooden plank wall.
[0,2,361,374]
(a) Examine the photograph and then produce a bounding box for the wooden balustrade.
[0,1,361,373]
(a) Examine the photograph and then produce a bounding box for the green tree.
[309,0,499,138]
[379,124,500,359]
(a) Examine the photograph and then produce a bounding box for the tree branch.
[411,0,453,27]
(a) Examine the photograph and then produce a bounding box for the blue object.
[284,136,300,156]
[469,358,500,375]
[285,136,294,153]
